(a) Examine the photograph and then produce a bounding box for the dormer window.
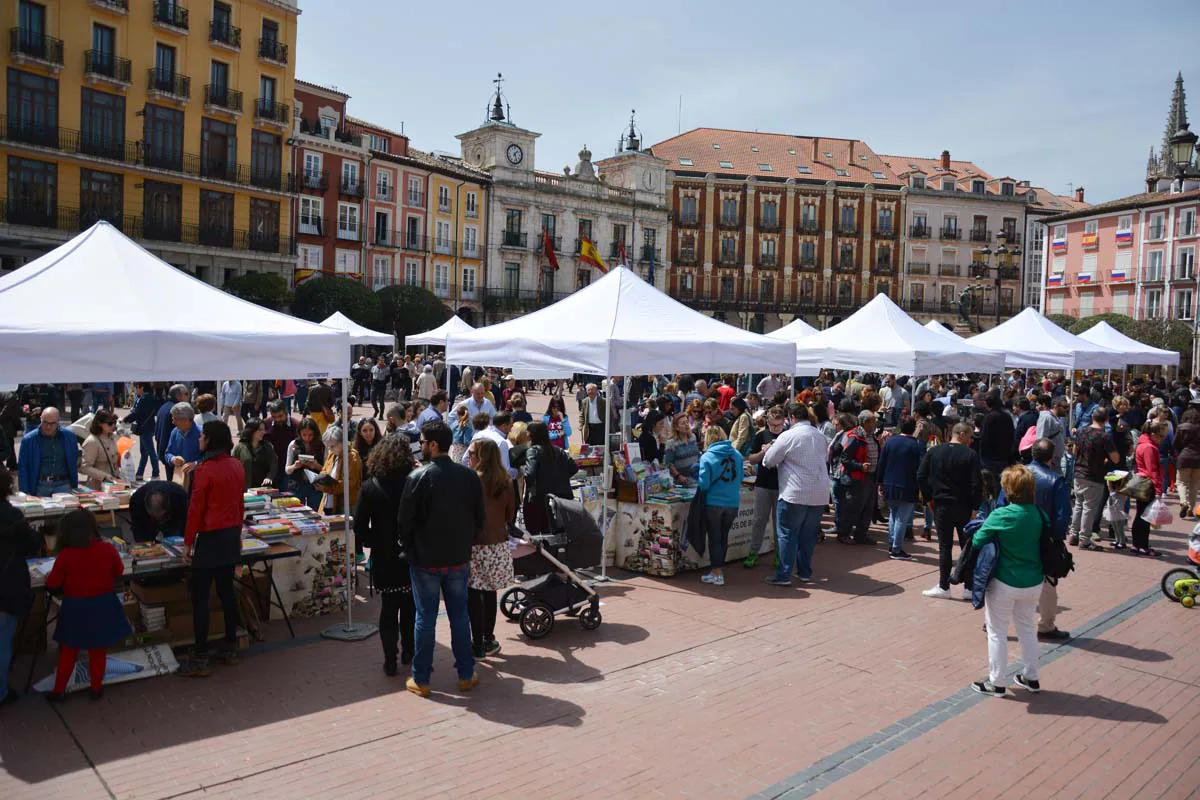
[678,158,693,166]
[972,180,985,194]
[1001,182,1014,196]
[942,179,955,191]
[912,176,925,189]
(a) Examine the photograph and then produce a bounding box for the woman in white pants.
[970,465,1046,697]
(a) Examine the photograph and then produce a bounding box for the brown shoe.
[458,674,480,692]
[405,677,430,698]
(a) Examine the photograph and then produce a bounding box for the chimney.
[849,141,855,163]
[812,137,819,161]
[940,150,951,170]
[1074,186,1085,202]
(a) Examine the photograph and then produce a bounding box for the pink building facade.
[1041,188,1200,322]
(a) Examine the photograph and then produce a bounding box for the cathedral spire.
[1160,72,1189,164]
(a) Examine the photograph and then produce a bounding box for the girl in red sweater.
[1133,422,1166,557]
[45,510,131,700]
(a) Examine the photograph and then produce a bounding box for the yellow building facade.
[1,0,299,284]
[421,151,488,319]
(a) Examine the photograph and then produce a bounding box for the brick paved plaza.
[2,395,1198,799]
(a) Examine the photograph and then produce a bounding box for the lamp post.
[1173,124,1200,370]
[971,231,1023,328]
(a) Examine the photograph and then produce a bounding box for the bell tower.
[456,73,540,175]
[597,110,667,200]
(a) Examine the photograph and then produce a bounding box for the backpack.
[1038,507,1074,584]
[828,431,847,482]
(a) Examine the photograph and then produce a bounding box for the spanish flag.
[294,268,317,285]
[579,236,608,273]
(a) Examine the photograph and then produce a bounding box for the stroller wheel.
[519,604,555,639]
[1161,568,1199,602]
[500,588,530,621]
[579,607,602,631]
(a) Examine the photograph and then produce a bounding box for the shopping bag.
[1140,498,1173,527]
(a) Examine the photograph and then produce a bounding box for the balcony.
[998,265,1020,281]
[938,263,960,277]
[296,215,325,237]
[482,287,570,314]
[875,226,896,239]
[797,255,818,270]
[756,253,778,268]
[301,169,329,192]
[716,214,743,230]
[607,241,625,259]
[538,235,563,254]
[402,234,428,252]
[336,225,363,243]
[834,256,857,273]
[677,214,700,228]
[84,50,131,85]
[147,68,190,102]
[717,250,740,266]
[908,261,931,275]
[375,184,394,202]
[338,176,364,198]
[198,223,234,249]
[90,0,128,12]
[872,261,895,275]
[371,226,399,248]
[433,238,456,256]
[209,21,240,49]
[909,224,931,239]
[969,228,991,243]
[10,28,64,68]
[836,223,858,237]
[676,249,698,266]
[466,205,478,219]
[1148,226,1166,241]
[255,98,289,126]
[203,84,242,114]
[999,231,1022,246]
[757,218,781,232]
[199,156,238,183]
[152,1,189,32]
[2,114,60,149]
[258,37,288,65]
[799,219,820,234]
[461,241,480,258]
[406,191,425,207]
[501,231,528,249]
[940,227,961,240]
[640,245,661,264]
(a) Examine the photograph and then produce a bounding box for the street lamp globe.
[1171,123,1198,171]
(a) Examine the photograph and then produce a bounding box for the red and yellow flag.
[579,236,608,273]
[542,229,559,270]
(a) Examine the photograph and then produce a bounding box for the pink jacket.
[1135,433,1163,495]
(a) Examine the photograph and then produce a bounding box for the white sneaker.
[959,586,973,601]
[701,573,725,586]
[922,585,953,599]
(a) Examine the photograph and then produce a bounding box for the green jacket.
[971,503,1043,589]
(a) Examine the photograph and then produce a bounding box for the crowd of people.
[2,356,1197,705]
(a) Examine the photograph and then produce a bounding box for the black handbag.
[685,488,708,556]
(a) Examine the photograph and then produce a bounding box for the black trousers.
[585,425,606,446]
[837,478,877,541]
[468,589,497,645]
[379,589,414,662]
[934,502,973,590]
[1131,494,1153,550]
[372,382,388,418]
[190,565,238,655]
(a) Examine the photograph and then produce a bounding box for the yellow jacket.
[319,446,361,514]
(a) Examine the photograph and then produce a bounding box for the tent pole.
[599,379,614,580]
[322,375,377,641]
[621,376,631,445]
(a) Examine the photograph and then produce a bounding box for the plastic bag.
[1140,498,1173,528]
[1103,496,1128,523]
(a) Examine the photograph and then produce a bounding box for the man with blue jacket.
[18,407,79,495]
[156,384,188,481]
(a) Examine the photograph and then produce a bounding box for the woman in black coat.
[522,421,579,534]
[0,464,42,707]
[353,436,417,676]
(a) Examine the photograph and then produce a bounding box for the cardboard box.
[167,611,225,641]
[122,595,141,627]
[131,579,188,605]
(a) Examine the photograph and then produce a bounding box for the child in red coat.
[44,510,131,700]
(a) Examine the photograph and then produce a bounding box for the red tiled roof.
[646,128,902,185]
[294,79,349,100]
[346,116,407,141]
[1041,188,1200,222]
[880,154,992,182]
[1024,186,1090,213]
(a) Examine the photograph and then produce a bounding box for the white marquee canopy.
[0,222,348,382]
[320,311,393,347]
[767,316,819,342]
[790,294,1007,376]
[444,266,796,376]
[405,315,474,348]
[1077,321,1180,367]
[966,308,1127,371]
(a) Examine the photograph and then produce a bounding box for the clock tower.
[456,73,539,176]
[596,111,667,203]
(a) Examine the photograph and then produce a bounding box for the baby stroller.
[500,495,603,639]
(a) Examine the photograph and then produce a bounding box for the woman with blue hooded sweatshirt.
[698,426,744,587]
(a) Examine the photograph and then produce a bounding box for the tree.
[290,276,382,330]
[223,272,292,311]
[1044,313,1078,331]
[1066,312,1137,336]
[1131,317,1192,358]
[377,284,452,345]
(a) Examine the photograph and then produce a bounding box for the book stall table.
[611,482,767,577]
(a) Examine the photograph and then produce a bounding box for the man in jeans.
[1026,438,1071,641]
[743,407,785,568]
[763,403,831,586]
[399,420,484,697]
[1068,406,1119,549]
[917,422,982,599]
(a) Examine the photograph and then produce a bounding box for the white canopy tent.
[0,223,373,640]
[790,294,1007,376]
[404,315,474,348]
[767,316,819,342]
[923,319,963,342]
[1077,321,1180,367]
[444,266,795,376]
[320,311,393,347]
[966,308,1127,371]
[0,222,349,381]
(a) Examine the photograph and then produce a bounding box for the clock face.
[642,170,656,189]
[506,144,524,165]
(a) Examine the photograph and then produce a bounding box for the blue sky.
[296,0,1200,203]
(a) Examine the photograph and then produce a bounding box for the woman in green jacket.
[971,464,1044,698]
